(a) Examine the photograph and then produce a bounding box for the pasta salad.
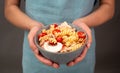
[38,22,87,53]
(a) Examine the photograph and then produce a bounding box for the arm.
[4,0,42,30]
[4,0,59,68]
[68,0,115,66]
[73,0,115,27]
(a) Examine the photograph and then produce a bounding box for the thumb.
[28,26,40,54]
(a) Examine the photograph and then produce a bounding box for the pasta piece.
[70,43,82,51]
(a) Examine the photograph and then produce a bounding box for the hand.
[28,23,59,68]
[67,19,92,66]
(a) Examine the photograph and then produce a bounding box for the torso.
[23,0,96,73]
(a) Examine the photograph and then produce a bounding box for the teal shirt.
[25,0,95,24]
[23,0,96,73]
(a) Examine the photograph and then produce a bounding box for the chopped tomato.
[52,29,61,34]
[48,41,57,46]
[38,32,47,39]
[62,45,65,49]
[56,36,63,43]
[77,31,86,39]
[53,24,58,28]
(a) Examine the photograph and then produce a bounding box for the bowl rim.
[34,23,88,54]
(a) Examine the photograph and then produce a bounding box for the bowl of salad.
[34,21,88,64]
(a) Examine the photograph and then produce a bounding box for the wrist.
[26,21,43,30]
[73,18,88,27]
[77,18,88,26]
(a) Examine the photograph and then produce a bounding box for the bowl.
[34,23,88,64]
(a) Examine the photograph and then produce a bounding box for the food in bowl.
[38,22,87,53]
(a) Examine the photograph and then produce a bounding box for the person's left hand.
[67,19,92,66]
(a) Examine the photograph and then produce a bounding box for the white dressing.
[43,42,63,53]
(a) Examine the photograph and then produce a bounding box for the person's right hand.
[27,22,59,68]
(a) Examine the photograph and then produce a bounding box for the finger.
[84,26,92,49]
[67,47,88,66]
[35,53,53,66]
[67,61,75,67]
[83,23,92,49]
[35,53,60,68]
[28,27,39,54]
[67,48,87,66]
[74,46,88,64]
[52,63,60,68]
[32,48,39,55]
